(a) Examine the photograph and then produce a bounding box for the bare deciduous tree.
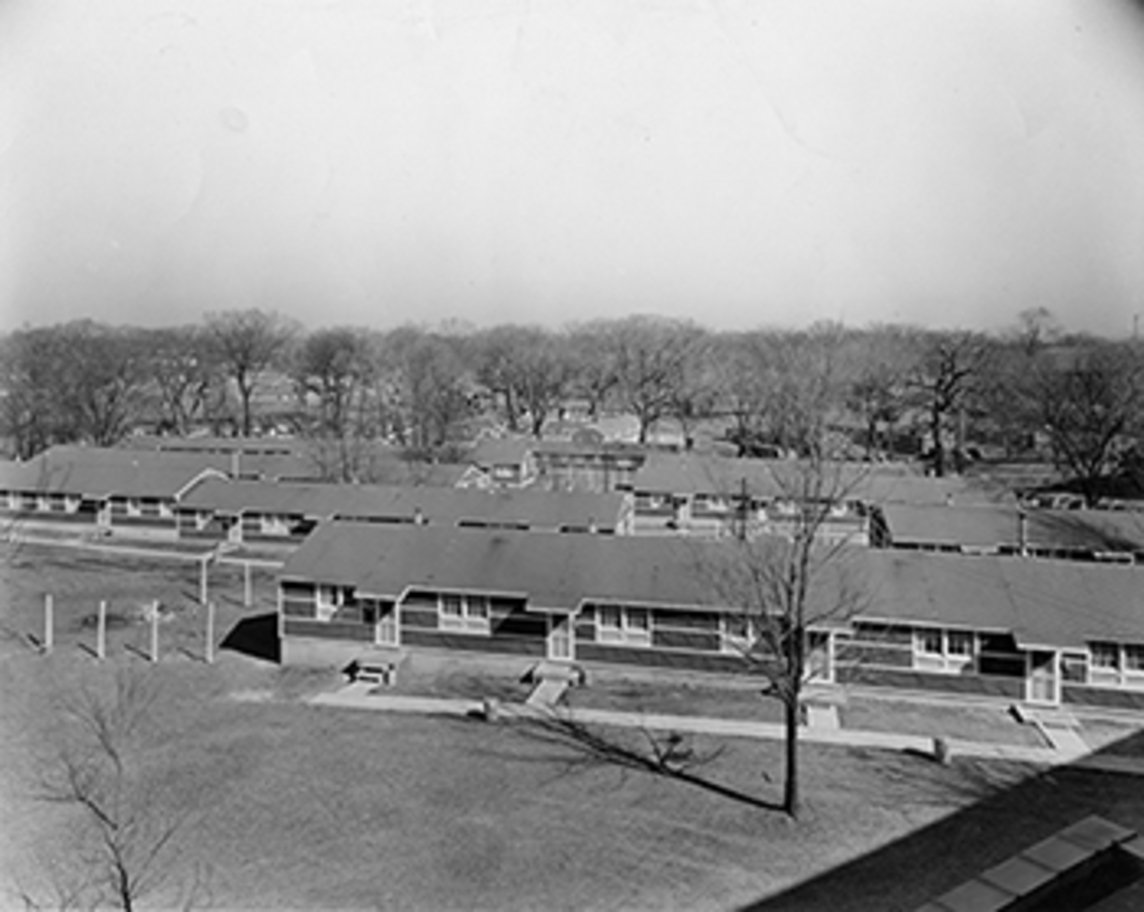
[382,327,472,453]
[908,330,989,476]
[292,327,377,481]
[695,456,871,819]
[1030,340,1144,505]
[27,667,210,910]
[204,309,295,437]
[612,316,705,444]
[143,325,225,437]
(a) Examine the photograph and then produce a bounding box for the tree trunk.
[930,403,945,477]
[783,695,800,819]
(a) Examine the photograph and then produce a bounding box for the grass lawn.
[3,541,1144,911]
[840,698,1047,748]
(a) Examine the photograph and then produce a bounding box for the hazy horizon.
[3,0,1143,337]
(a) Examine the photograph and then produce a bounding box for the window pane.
[1124,645,1144,672]
[467,596,489,619]
[441,594,463,617]
[1091,643,1120,669]
[917,629,942,654]
[626,608,650,631]
[947,631,974,657]
[598,606,622,629]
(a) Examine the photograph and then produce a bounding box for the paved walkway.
[308,684,1144,773]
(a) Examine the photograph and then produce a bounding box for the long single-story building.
[177,477,634,546]
[879,502,1144,563]
[0,446,227,535]
[278,522,1144,711]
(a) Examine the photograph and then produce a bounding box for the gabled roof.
[126,436,467,486]
[861,551,1144,649]
[181,478,629,531]
[280,523,1144,649]
[6,446,228,499]
[882,504,1144,554]
[467,438,535,467]
[282,522,734,610]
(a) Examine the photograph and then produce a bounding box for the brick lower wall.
[1062,685,1144,712]
[837,664,1025,699]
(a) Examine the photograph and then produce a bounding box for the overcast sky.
[2,0,1143,336]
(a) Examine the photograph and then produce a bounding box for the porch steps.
[523,661,583,708]
[351,650,406,687]
[526,677,569,708]
[805,704,840,730]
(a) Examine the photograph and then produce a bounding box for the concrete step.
[526,678,569,708]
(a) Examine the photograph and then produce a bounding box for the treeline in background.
[1,307,1141,503]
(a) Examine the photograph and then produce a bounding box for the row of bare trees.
[2,308,1141,494]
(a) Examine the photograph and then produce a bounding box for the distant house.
[459,438,648,493]
[277,522,1144,711]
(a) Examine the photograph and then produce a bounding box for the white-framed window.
[947,630,975,658]
[913,628,976,673]
[260,515,290,536]
[1090,642,1120,670]
[316,584,341,621]
[596,604,652,647]
[916,629,943,656]
[1125,645,1144,674]
[438,593,492,634]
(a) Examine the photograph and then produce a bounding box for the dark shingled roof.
[281,523,1144,648]
[631,454,1003,506]
[882,503,1144,554]
[3,446,227,499]
[180,478,629,531]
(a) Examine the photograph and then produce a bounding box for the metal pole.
[44,594,53,654]
[244,561,252,608]
[200,556,209,605]
[97,600,106,660]
[205,600,215,665]
[150,600,159,663]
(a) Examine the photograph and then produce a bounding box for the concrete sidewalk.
[308,684,1144,772]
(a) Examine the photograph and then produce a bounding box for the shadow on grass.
[219,612,279,664]
[494,708,783,813]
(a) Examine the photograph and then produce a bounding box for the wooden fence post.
[43,594,53,654]
[96,600,107,660]
[205,600,215,665]
[150,600,159,663]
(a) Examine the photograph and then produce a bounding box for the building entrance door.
[548,614,573,661]
[1027,650,1059,704]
